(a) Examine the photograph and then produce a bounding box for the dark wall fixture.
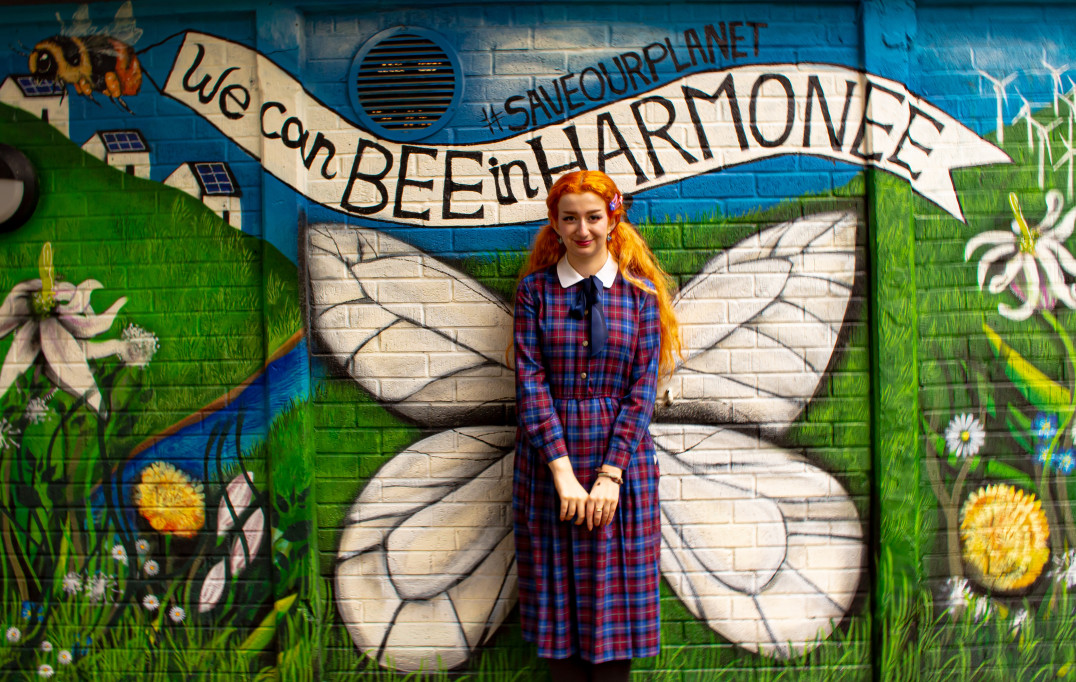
[0,144,39,233]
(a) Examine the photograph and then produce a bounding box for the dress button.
[582,340,589,347]
[581,372,587,379]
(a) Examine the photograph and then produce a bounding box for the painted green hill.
[0,102,302,448]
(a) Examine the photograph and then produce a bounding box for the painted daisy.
[143,560,159,577]
[111,544,128,565]
[40,640,52,653]
[5,626,20,643]
[168,606,185,624]
[38,664,53,678]
[945,413,986,458]
[135,539,150,555]
[142,595,159,612]
[57,650,72,665]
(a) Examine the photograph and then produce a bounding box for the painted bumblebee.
[26,2,143,112]
[29,34,142,102]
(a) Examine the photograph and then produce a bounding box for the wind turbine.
[971,49,1017,144]
[1011,90,1047,151]
[1029,116,1062,188]
[1042,50,1069,115]
[1053,122,1075,200]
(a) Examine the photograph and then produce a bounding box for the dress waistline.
[550,393,622,401]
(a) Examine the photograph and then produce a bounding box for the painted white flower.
[142,595,159,611]
[972,594,993,622]
[40,640,52,653]
[57,650,72,665]
[135,539,150,555]
[1053,549,1076,588]
[143,560,159,577]
[38,664,53,678]
[110,544,127,565]
[0,244,128,414]
[120,323,158,367]
[24,397,51,424]
[5,626,20,643]
[168,606,185,623]
[1010,608,1029,634]
[945,414,986,458]
[941,577,972,616]
[0,418,18,451]
[86,573,116,603]
[61,572,82,595]
[965,190,1076,321]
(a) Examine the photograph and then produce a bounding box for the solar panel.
[15,76,63,97]
[100,130,148,153]
[192,162,237,196]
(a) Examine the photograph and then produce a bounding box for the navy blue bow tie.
[568,275,608,357]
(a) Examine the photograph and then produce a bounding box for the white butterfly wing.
[335,427,517,671]
[305,224,514,427]
[660,211,857,428]
[653,424,863,658]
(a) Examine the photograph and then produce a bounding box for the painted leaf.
[983,322,1071,413]
[305,225,514,428]
[217,471,255,537]
[659,211,857,429]
[652,423,864,659]
[230,508,265,574]
[239,593,299,657]
[198,559,227,613]
[335,427,517,672]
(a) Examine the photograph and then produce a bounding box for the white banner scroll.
[157,31,1009,225]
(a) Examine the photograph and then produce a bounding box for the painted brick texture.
[0,0,1070,680]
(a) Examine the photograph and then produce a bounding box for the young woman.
[513,170,681,681]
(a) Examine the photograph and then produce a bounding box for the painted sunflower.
[960,483,1050,592]
[133,462,206,538]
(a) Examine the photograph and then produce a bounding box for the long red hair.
[517,170,682,379]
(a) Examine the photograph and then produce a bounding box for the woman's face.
[553,191,612,263]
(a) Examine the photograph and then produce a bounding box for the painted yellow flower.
[960,484,1050,592]
[133,462,206,538]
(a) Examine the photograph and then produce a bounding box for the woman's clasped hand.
[549,458,621,530]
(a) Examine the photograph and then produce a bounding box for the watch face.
[0,144,39,233]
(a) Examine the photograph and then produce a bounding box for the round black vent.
[349,27,463,140]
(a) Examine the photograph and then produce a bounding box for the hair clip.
[608,193,622,213]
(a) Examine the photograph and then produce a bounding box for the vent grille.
[355,33,455,132]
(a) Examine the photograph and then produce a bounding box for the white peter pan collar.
[556,254,618,289]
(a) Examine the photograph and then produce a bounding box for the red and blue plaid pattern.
[513,264,661,663]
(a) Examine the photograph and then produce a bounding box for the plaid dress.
[513,262,661,663]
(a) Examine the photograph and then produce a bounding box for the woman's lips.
[574,239,593,246]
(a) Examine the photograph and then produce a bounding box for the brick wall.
[0,0,1070,679]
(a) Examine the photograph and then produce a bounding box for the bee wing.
[305,224,515,428]
[660,211,857,429]
[59,5,94,36]
[107,1,143,45]
[652,423,864,659]
[335,427,517,672]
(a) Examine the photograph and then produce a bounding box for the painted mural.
[0,0,1075,680]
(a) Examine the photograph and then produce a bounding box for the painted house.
[82,130,151,179]
[164,161,242,229]
[0,75,69,136]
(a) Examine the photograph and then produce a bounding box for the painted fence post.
[862,0,928,678]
